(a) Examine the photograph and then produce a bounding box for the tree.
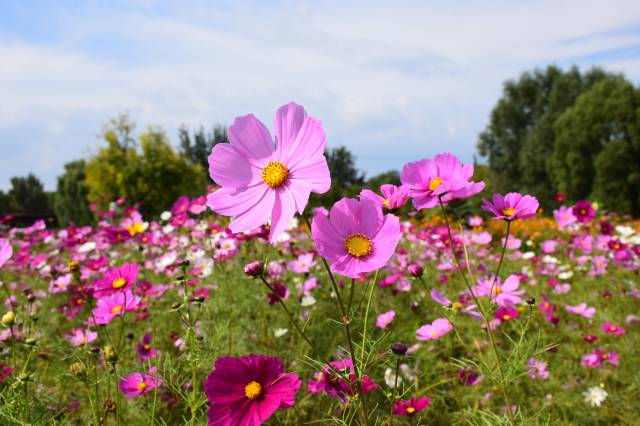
[179,124,228,174]
[326,146,365,187]
[85,118,208,218]
[8,174,52,213]
[551,77,640,214]
[54,160,93,226]
[478,65,613,208]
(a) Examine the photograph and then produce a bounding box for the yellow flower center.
[111,305,122,314]
[452,302,463,310]
[244,380,263,400]
[406,406,416,414]
[143,344,151,350]
[502,314,511,321]
[602,353,609,359]
[502,208,516,217]
[609,325,616,332]
[136,382,147,391]
[429,177,443,191]
[112,278,127,289]
[344,234,373,257]
[261,161,289,188]
[127,223,145,236]
[494,287,503,295]
[382,199,390,208]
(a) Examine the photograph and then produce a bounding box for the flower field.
[0,103,639,426]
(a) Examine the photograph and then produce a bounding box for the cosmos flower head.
[311,198,402,279]
[119,371,162,399]
[92,263,139,298]
[572,200,596,223]
[360,184,410,211]
[481,192,539,221]
[400,152,485,210]
[376,310,396,329]
[206,102,331,244]
[0,239,12,268]
[601,322,626,335]
[203,354,300,426]
[416,318,453,341]
[91,290,141,325]
[393,396,431,416]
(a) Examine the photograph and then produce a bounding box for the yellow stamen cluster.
[136,382,147,391]
[406,406,416,414]
[502,208,516,217]
[112,278,127,289]
[344,234,373,258]
[262,161,289,188]
[111,305,123,314]
[244,380,263,400]
[429,177,443,191]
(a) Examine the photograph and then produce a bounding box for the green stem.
[258,276,313,348]
[302,214,369,425]
[347,278,356,314]
[438,197,516,426]
[388,357,401,425]
[488,220,511,302]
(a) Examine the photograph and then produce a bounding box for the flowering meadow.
[1,103,639,425]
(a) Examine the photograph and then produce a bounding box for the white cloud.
[0,0,639,189]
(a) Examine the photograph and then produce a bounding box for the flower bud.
[526,297,536,306]
[1,311,15,327]
[407,263,423,278]
[243,261,264,278]
[391,343,408,356]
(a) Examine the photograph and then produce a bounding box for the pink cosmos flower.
[311,198,401,279]
[307,359,378,402]
[481,192,539,221]
[92,263,139,298]
[553,206,577,228]
[393,396,431,416]
[416,318,453,341]
[474,275,524,307]
[206,102,331,243]
[495,306,519,322]
[430,289,481,319]
[360,184,409,210]
[468,215,483,227]
[602,322,626,335]
[136,333,159,362]
[65,328,98,347]
[91,290,141,325]
[527,358,550,380]
[376,310,396,329]
[0,363,12,382]
[400,153,485,209]
[580,349,619,368]
[572,200,596,223]
[119,371,162,399]
[0,239,12,268]
[203,354,300,426]
[288,253,316,274]
[565,303,596,318]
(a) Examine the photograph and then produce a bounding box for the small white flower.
[301,296,316,307]
[274,328,289,338]
[384,368,402,388]
[558,271,573,280]
[162,224,174,234]
[521,251,535,260]
[583,386,608,407]
[160,211,172,221]
[542,255,558,264]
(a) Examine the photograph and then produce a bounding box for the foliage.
[85,115,208,218]
[54,160,94,226]
[551,77,640,214]
[478,65,618,209]
[179,124,228,175]
[7,173,52,213]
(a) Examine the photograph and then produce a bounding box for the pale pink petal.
[208,144,262,189]
[269,190,297,243]
[228,114,274,162]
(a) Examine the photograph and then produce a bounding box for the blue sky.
[1,0,639,190]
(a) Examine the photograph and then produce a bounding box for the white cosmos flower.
[583,386,608,407]
[384,368,402,388]
[274,328,289,338]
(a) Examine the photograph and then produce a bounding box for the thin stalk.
[488,220,511,301]
[438,197,516,426]
[258,276,313,348]
[302,214,369,425]
[347,278,356,314]
[388,357,401,425]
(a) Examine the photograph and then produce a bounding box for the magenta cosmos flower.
[376,310,396,329]
[119,371,162,399]
[206,102,331,243]
[481,192,539,221]
[400,152,484,209]
[91,290,141,325]
[65,328,98,347]
[393,396,431,416]
[203,354,300,426]
[0,239,12,268]
[92,263,139,298]
[602,322,626,335]
[572,200,596,223]
[416,318,453,341]
[311,198,401,278]
[360,184,409,210]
